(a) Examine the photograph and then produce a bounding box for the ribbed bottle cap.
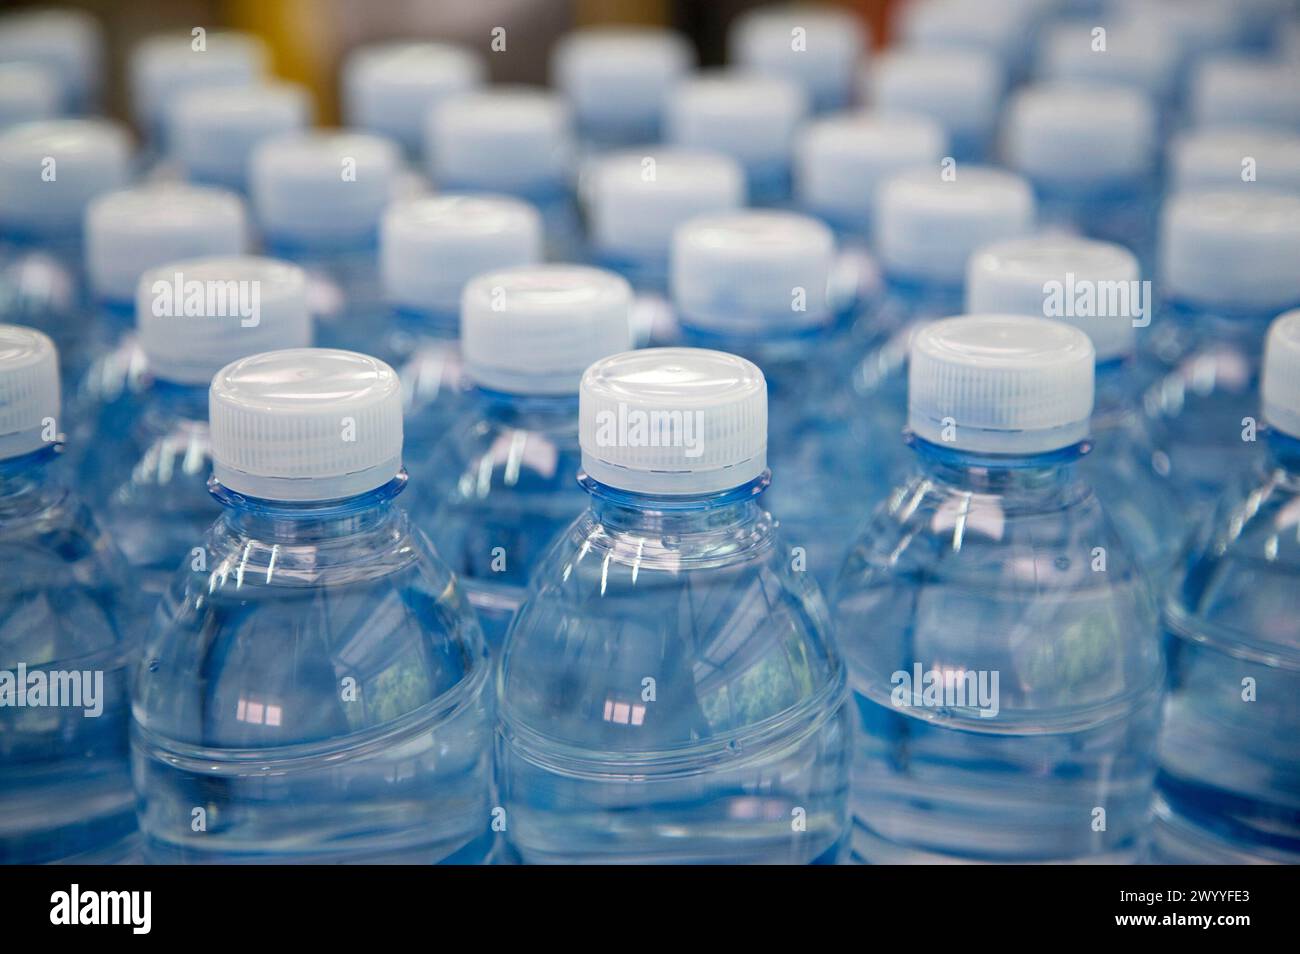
[137,256,312,385]
[209,348,403,502]
[1160,190,1300,312]
[728,4,868,111]
[794,111,947,223]
[342,41,484,156]
[1191,57,1300,131]
[0,8,102,111]
[1036,19,1179,101]
[665,71,808,175]
[1002,83,1156,186]
[129,30,268,135]
[461,264,633,395]
[169,82,312,191]
[1263,309,1300,439]
[909,314,1095,454]
[1170,126,1300,194]
[584,149,744,257]
[579,347,767,494]
[381,194,542,314]
[966,236,1140,361]
[672,211,836,333]
[552,27,693,139]
[251,131,399,246]
[86,184,248,304]
[0,324,59,460]
[426,86,572,192]
[0,119,131,237]
[867,49,1004,146]
[876,166,1035,283]
[0,62,61,128]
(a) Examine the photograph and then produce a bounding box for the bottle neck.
[1266,429,1300,480]
[581,472,770,536]
[144,378,211,421]
[391,303,459,340]
[211,474,406,542]
[1164,296,1286,356]
[909,436,1089,504]
[0,446,62,518]
[470,386,580,436]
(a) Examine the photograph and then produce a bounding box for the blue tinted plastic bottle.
[413,265,633,651]
[1143,190,1300,518]
[250,130,400,353]
[728,5,866,114]
[498,347,852,863]
[1150,310,1300,864]
[832,316,1164,863]
[0,325,136,863]
[132,348,493,863]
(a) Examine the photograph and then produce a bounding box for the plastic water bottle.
[132,347,493,863]
[250,130,400,353]
[552,27,694,151]
[342,41,484,159]
[966,235,1189,581]
[85,256,311,606]
[728,4,867,114]
[851,167,1035,480]
[1144,190,1300,515]
[0,63,61,129]
[582,148,743,346]
[1036,19,1180,119]
[665,71,808,206]
[671,210,876,587]
[413,264,633,651]
[1151,309,1300,863]
[168,82,312,194]
[1001,83,1158,266]
[0,7,104,114]
[831,314,1164,863]
[380,193,543,479]
[1189,55,1300,131]
[1169,125,1300,195]
[0,325,136,862]
[498,347,852,863]
[794,111,947,242]
[0,119,131,376]
[865,49,1004,163]
[425,86,579,260]
[128,30,267,149]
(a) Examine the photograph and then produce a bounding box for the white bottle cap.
[0,119,131,237]
[552,27,694,139]
[584,149,744,258]
[342,41,484,156]
[728,4,868,111]
[896,0,1047,66]
[129,30,268,135]
[794,111,947,223]
[209,348,403,502]
[1170,126,1300,194]
[136,256,312,385]
[381,193,543,314]
[169,82,312,191]
[579,347,767,495]
[426,86,573,193]
[672,211,836,334]
[0,324,59,460]
[1160,190,1300,312]
[909,314,1095,454]
[0,8,103,111]
[1036,19,1179,102]
[86,184,249,304]
[665,71,808,176]
[461,265,633,395]
[1263,309,1300,439]
[876,166,1035,284]
[251,131,400,247]
[1191,57,1300,131]
[1121,0,1242,65]
[0,62,61,128]
[867,49,1004,147]
[966,236,1140,361]
[1002,83,1156,187]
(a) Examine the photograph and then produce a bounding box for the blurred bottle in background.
[0,7,104,115]
[728,4,867,114]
